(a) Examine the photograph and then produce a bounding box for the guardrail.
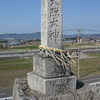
[89,81,100,86]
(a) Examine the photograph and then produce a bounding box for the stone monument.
[12,0,100,100]
[27,0,76,96]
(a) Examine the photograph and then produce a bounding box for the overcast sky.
[0,0,100,34]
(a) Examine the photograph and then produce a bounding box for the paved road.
[0,88,12,98]
[78,75,100,83]
[0,75,100,98]
[0,52,35,58]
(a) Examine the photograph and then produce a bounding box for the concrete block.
[33,54,71,78]
[27,72,76,95]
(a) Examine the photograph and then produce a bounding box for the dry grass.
[0,69,32,88]
[0,58,33,89]
[73,55,100,77]
[0,54,100,89]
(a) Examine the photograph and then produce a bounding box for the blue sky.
[0,0,100,34]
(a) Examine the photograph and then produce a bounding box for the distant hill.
[0,32,41,40]
[0,32,100,40]
[63,33,100,38]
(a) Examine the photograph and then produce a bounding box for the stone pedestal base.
[12,78,100,100]
[33,53,71,78]
[27,72,76,95]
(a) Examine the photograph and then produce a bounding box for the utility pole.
[78,29,81,78]
[8,39,10,55]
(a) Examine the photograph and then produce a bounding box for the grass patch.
[63,42,77,48]
[11,45,38,49]
[11,42,40,50]
[0,58,33,89]
[62,42,100,48]
[90,54,100,57]
[0,47,8,50]
[0,53,100,88]
[73,55,100,77]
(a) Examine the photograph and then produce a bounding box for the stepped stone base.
[27,72,76,95]
[12,78,100,100]
[33,53,71,78]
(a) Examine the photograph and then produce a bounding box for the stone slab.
[41,0,62,49]
[33,53,71,78]
[27,72,76,95]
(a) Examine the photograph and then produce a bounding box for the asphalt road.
[0,75,100,98]
[78,75,100,83]
[0,52,35,58]
[0,88,13,98]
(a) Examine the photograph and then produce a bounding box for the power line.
[63,29,76,32]
[63,28,100,33]
[82,29,100,32]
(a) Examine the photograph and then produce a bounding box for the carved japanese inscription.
[41,0,62,49]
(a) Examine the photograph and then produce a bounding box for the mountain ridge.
[0,32,100,40]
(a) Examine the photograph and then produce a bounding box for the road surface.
[78,75,100,83]
[0,88,12,98]
[0,75,100,98]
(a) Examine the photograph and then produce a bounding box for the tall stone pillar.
[41,0,62,49]
[27,0,76,96]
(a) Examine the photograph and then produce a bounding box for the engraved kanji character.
[50,7,60,17]
[49,29,60,42]
[50,0,59,6]
[50,18,59,27]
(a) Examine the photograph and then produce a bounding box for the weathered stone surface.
[27,72,76,95]
[41,0,62,49]
[13,78,100,100]
[33,53,70,78]
[12,78,37,100]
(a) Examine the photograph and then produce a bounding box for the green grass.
[11,45,38,49]
[11,41,40,50]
